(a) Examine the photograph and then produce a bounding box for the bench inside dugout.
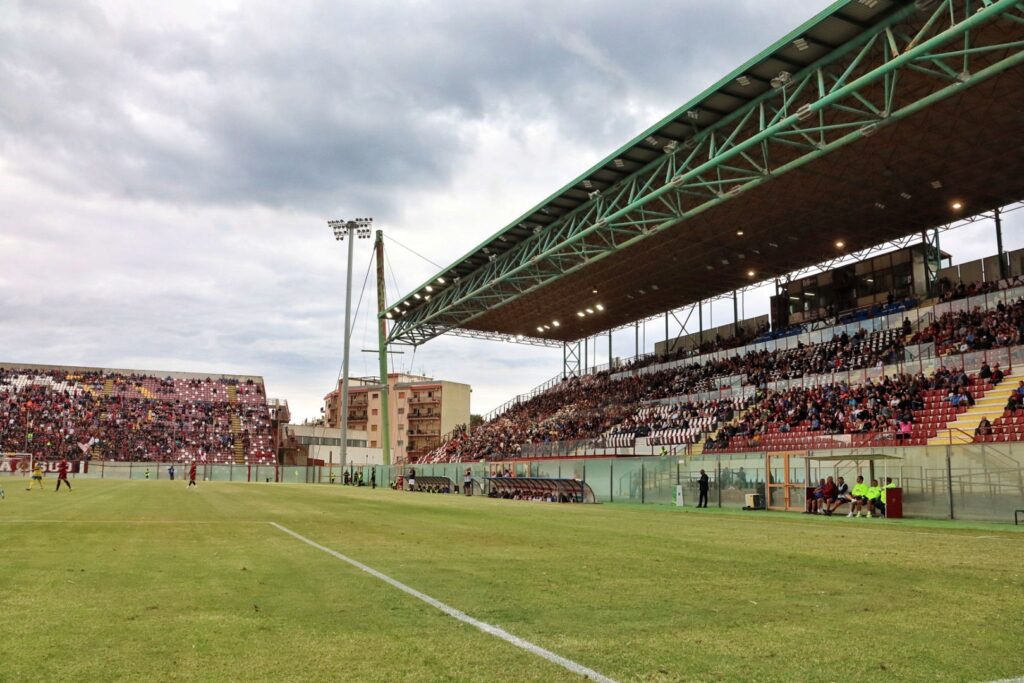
[484,477,596,503]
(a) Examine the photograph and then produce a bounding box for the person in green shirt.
[865,479,883,518]
[876,477,897,518]
[848,476,869,518]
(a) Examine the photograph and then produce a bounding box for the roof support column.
[608,330,613,370]
[634,321,640,361]
[733,290,740,337]
[562,341,581,380]
[921,227,942,297]
[698,301,704,346]
[995,207,1008,280]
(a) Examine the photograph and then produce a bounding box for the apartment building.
[325,373,470,462]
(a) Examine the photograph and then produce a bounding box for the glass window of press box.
[297,436,367,448]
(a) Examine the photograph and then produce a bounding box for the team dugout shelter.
[379,0,1024,392]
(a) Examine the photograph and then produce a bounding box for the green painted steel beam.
[387,0,1024,346]
[390,0,892,310]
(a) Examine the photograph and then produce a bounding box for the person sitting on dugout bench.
[825,476,851,515]
[864,479,884,518]
[870,477,898,518]
[805,478,826,514]
[819,476,838,515]
[848,476,869,518]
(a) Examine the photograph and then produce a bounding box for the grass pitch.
[1,480,1022,683]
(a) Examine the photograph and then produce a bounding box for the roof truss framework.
[387,0,1024,347]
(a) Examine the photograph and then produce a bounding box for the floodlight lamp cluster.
[328,217,374,240]
[770,71,793,90]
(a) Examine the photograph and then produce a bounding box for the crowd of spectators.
[609,399,738,438]
[911,296,1024,356]
[0,368,274,463]
[421,325,910,462]
[704,375,922,450]
[706,364,996,451]
[938,275,1024,303]
[419,279,1024,464]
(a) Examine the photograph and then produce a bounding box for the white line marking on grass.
[983,677,1024,682]
[906,531,1012,541]
[0,520,266,524]
[269,522,618,683]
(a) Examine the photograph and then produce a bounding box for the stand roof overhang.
[386,0,1024,347]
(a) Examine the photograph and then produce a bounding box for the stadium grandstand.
[0,363,282,465]
[382,0,1024,473]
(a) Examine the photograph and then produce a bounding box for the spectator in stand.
[976,417,993,438]
[991,364,1005,386]
[979,362,993,380]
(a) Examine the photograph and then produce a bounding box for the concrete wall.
[440,381,472,438]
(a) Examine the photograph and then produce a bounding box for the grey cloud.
[0,0,829,215]
[14,0,950,422]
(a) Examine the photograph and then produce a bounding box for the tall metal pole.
[375,230,392,466]
[329,217,372,469]
[340,227,355,469]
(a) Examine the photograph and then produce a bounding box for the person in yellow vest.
[26,460,45,492]
[865,479,883,518]
[876,477,897,518]
[848,476,869,518]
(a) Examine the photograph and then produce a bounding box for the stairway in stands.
[928,377,1009,446]
[103,378,114,397]
[228,386,245,464]
[230,414,245,464]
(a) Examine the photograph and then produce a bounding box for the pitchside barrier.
[1,454,88,475]
[5,442,1022,523]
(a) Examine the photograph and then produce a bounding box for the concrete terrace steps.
[230,413,244,464]
[927,394,1008,446]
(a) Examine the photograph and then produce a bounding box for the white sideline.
[269,522,618,683]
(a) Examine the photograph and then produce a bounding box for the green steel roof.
[393,0,906,308]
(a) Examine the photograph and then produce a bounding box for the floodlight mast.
[329,217,373,470]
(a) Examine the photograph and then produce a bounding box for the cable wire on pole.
[383,234,443,269]
[334,250,376,388]
[384,252,406,372]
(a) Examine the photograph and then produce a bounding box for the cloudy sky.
[2,0,1021,422]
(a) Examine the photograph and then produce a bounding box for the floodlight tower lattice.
[329,217,373,470]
